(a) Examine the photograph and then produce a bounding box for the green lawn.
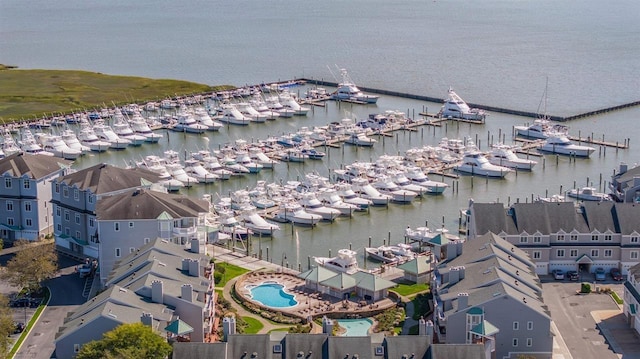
[391,282,430,297]
[214,262,250,288]
[0,67,230,120]
[242,316,264,334]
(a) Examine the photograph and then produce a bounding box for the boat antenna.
[326,65,339,82]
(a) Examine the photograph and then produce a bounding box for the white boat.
[454,151,512,178]
[365,245,400,264]
[77,124,111,152]
[389,171,430,196]
[316,188,359,216]
[214,103,251,125]
[248,148,279,169]
[350,177,392,206]
[160,178,185,192]
[129,113,163,143]
[235,151,263,173]
[331,68,379,104]
[93,120,131,149]
[19,129,54,156]
[173,107,209,133]
[345,132,377,147]
[488,144,537,170]
[36,133,82,160]
[1,132,22,156]
[249,97,280,120]
[193,106,224,130]
[235,102,268,123]
[334,183,373,211]
[514,119,569,139]
[279,148,308,163]
[199,155,234,180]
[183,159,218,183]
[389,243,416,260]
[404,226,459,243]
[220,157,250,175]
[264,96,295,118]
[567,187,611,202]
[137,155,172,179]
[403,167,448,194]
[313,249,360,274]
[274,202,323,226]
[539,135,595,157]
[60,128,90,154]
[112,113,147,146]
[278,90,310,116]
[438,88,486,121]
[298,192,341,221]
[238,208,280,236]
[371,176,418,203]
[217,210,252,239]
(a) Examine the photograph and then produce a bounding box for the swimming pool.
[337,318,373,336]
[248,283,298,308]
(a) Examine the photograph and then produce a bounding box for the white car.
[551,269,565,280]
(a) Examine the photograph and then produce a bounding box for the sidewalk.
[591,309,640,359]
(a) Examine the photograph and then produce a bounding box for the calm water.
[1,0,639,270]
[248,283,297,308]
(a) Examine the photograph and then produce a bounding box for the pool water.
[248,283,298,308]
[337,318,373,336]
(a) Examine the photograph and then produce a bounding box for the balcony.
[172,226,197,236]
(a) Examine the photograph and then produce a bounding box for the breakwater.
[296,78,640,122]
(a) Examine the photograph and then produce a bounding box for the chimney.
[620,162,628,175]
[425,320,434,344]
[223,316,236,341]
[458,266,465,280]
[457,292,469,310]
[322,316,334,335]
[418,317,427,336]
[181,284,193,303]
[151,280,163,304]
[141,312,153,326]
[188,259,201,277]
[182,258,190,271]
[190,238,200,253]
[449,267,461,285]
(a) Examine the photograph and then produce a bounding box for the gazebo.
[165,318,194,342]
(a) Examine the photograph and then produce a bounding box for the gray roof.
[327,336,373,359]
[629,262,640,278]
[96,188,209,220]
[320,273,357,290]
[470,202,516,235]
[350,271,397,292]
[384,336,430,359]
[397,255,432,275]
[615,203,640,235]
[283,333,329,359]
[428,344,486,359]
[226,334,270,359]
[582,202,617,232]
[56,163,161,194]
[172,342,227,358]
[511,202,589,234]
[298,266,339,283]
[613,164,640,184]
[0,152,70,179]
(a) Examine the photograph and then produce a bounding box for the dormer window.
[23,180,30,190]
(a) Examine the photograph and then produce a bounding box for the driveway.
[541,278,632,359]
[13,256,87,359]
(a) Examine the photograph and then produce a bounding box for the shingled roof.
[55,163,161,194]
[96,188,209,221]
[0,152,71,179]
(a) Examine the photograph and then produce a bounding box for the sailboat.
[514,78,568,139]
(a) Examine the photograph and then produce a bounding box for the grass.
[0,67,232,121]
[214,262,250,288]
[411,293,432,320]
[241,316,264,334]
[611,291,623,305]
[8,287,50,358]
[391,282,430,297]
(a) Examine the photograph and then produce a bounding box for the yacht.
[249,96,280,120]
[235,151,263,174]
[183,159,218,183]
[36,133,82,160]
[313,249,360,274]
[438,88,486,121]
[2,132,21,156]
[235,102,268,123]
[199,155,234,180]
[539,135,595,157]
[488,144,537,170]
[19,129,53,156]
[214,103,251,125]
[278,90,310,116]
[316,188,360,216]
[129,113,163,143]
[238,208,280,236]
[248,148,279,169]
[454,151,512,178]
[93,120,131,149]
[403,167,448,194]
[514,119,568,139]
[274,202,323,226]
[193,106,224,130]
[365,245,400,264]
[60,128,90,154]
[350,177,392,206]
[173,107,208,133]
[334,184,373,211]
[567,187,611,201]
[331,68,379,104]
[77,123,111,152]
[112,113,147,146]
[345,132,377,147]
[264,95,295,118]
[371,176,419,203]
[217,210,252,239]
[389,171,430,196]
[298,192,341,221]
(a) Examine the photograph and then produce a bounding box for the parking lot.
[542,275,640,359]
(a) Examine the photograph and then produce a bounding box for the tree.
[0,294,16,357]
[1,242,58,293]
[76,322,172,359]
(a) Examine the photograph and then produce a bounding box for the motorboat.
[365,245,400,264]
[77,122,111,152]
[454,151,512,178]
[404,226,459,243]
[279,148,308,163]
[278,90,310,116]
[371,176,418,203]
[217,210,252,239]
[488,144,537,170]
[389,243,416,260]
[128,113,163,143]
[183,159,218,183]
[235,102,268,123]
[350,177,392,206]
[220,157,250,175]
[403,167,448,194]
[438,88,486,121]
[331,68,379,104]
[60,128,90,154]
[112,113,147,146]
[539,135,595,157]
[235,151,263,173]
[248,148,279,169]
[298,192,341,221]
[93,120,131,149]
[389,171,430,196]
[19,129,53,156]
[316,188,359,216]
[249,96,280,120]
[313,249,360,274]
[300,147,326,160]
[1,131,22,156]
[274,202,323,226]
[334,183,373,211]
[173,107,209,133]
[264,95,295,118]
[567,187,611,202]
[345,132,377,147]
[165,162,199,187]
[514,119,568,139]
[214,103,251,125]
[193,106,224,130]
[238,208,280,236]
[137,155,172,180]
[35,133,82,160]
[200,155,234,180]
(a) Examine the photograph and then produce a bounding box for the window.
[129,222,134,228]
[631,251,639,260]
[512,338,519,347]
[591,249,599,257]
[76,231,81,239]
[6,201,13,211]
[520,236,527,243]
[513,321,519,330]
[632,236,639,243]
[557,234,565,241]
[592,235,599,241]
[557,249,565,258]
[114,222,120,231]
[75,214,80,224]
[88,194,94,204]
[570,249,578,257]
[533,251,541,259]
[115,248,121,258]
[56,224,61,231]
[527,321,533,330]
[25,202,31,212]
[144,238,150,244]
[604,249,612,257]
[605,235,612,241]
[55,183,60,193]
[533,236,541,243]
[7,218,14,226]
[130,247,135,253]
[64,211,70,221]
[74,189,79,200]
[4,178,11,188]
[89,218,94,227]
[63,187,68,197]
[23,180,30,190]
[56,207,61,217]
[25,219,32,227]
[526,338,532,347]
[570,234,578,241]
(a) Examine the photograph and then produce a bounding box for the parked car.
[595,267,606,281]
[552,269,565,280]
[567,270,580,281]
[610,268,623,281]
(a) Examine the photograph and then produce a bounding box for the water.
[248,283,298,308]
[337,318,373,336]
[1,0,639,270]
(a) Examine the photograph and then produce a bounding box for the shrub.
[214,272,223,285]
[581,283,591,294]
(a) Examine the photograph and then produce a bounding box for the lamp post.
[281,253,287,271]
